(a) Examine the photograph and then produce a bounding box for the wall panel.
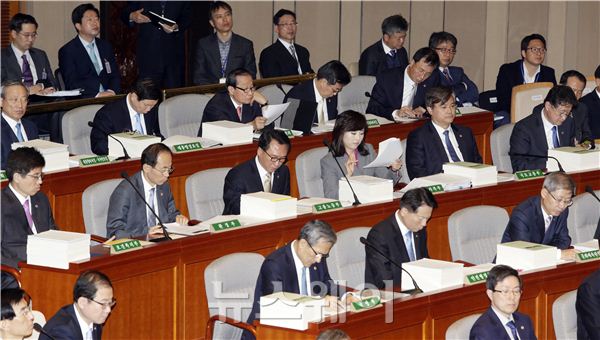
[409,1,444,51]
[295,1,341,68]
[361,2,411,55]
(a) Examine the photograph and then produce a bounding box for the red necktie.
[236,106,242,121]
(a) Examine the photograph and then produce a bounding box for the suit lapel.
[428,121,450,163]
[390,215,410,262]
[534,200,547,243]
[533,111,550,150]
[208,35,223,77]
[452,124,470,160]
[248,159,264,192]
[225,34,239,75]
[1,118,19,143]
[118,98,134,132]
[284,244,300,293]
[275,40,296,67]
[4,188,33,235]
[6,47,23,78]
[29,49,46,81]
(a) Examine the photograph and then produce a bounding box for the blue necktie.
[134,113,145,134]
[405,231,416,262]
[506,320,520,340]
[551,126,560,148]
[15,122,24,142]
[444,130,461,162]
[147,188,156,227]
[300,267,308,295]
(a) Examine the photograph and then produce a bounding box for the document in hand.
[143,10,177,26]
[262,102,290,126]
[364,137,403,168]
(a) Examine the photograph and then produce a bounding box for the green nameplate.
[173,142,202,153]
[282,129,295,138]
[576,250,600,262]
[211,219,242,232]
[79,156,111,167]
[312,201,343,213]
[110,240,142,254]
[366,119,380,127]
[466,271,489,284]
[455,107,462,116]
[515,169,544,180]
[0,170,7,181]
[426,184,444,194]
[352,296,381,311]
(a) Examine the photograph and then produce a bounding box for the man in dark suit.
[284,60,351,124]
[1,81,39,169]
[559,70,595,148]
[0,288,35,339]
[429,31,478,106]
[366,47,440,121]
[365,188,437,290]
[1,13,57,94]
[197,68,268,136]
[580,65,600,140]
[106,143,188,239]
[495,34,556,127]
[259,9,313,78]
[470,265,537,340]
[576,269,600,340]
[223,129,291,215]
[359,14,409,76]
[193,1,256,85]
[406,86,482,179]
[1,148,57,288]
[90,79,162,156]
[121,1,192,89]
[41,271,114,340]
[509,85,577,172]
[59,3,120,98]
[501,172,578,260]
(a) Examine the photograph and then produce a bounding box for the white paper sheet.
[364,137,403,168]
[36,90,81,97]
[262,102,290,125]
[164,222,209,236]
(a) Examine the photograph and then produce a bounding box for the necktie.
[386,49,400,68]
[263,172,272,193]
[506,320,520,340]
[15,122,24,142]
[236,106,242,121]
[442,68,453,82]
[300,267,308,295]
[85,328,93,340]
[289,44,301,74]
[87,41,102,75]
[405,231,416,262]
[134,113,145,134]
[147,188,156,227]
[22,199,35,232]
[545,215,553,231]
[21,55,33,86]
[316,99,325,124]
[443,130,461,162]
[551,126,560,148]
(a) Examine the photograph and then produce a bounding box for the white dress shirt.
[126,93,148,135]
[431,120,464,162]
[278,38,303,74]
[73,303,94,340]
[394,211,416,260]
[141,171,159,223]
[312,79,328,122]
[254,156,275,190]
[540,109,557,168]
[522,61,540,84]
[290,240,311,296]
[491,306,520,340]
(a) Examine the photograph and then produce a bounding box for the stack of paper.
[240,192,297,220]
[443,162,497,186]
[496,241,557,271]
[27,230,90,269]
[401,173,471,193]
[202,121,253,145]
[339,175,393,204]
[573,239,599,251]
[12,139,69,172]
[108,132,161,158]
[401,258,464,292]
[259,292,327,330]
[547,147,600,172]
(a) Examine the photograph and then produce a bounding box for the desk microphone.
[34,323,55,340]
[120,171,171,242]
[360,237,423,295]
[508,152,564,173]
[323,139,361,206]
[88,121,130,161]
[584,186,600,242]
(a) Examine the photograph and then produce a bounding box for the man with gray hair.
[359,14,409,76]
[1,81,38,169]
[501,171,577,260]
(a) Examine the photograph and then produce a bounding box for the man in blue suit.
[359,14,410,76]
[41,271,114,340]
[428,31,478,106]
[509,85,577,172]
[59,3,120,98]
[406,86,482,179]
[1,81,38,169]
[222,129,291,215]
[501,171,578,260]
[580,65,600,140]
[470,265,537,340]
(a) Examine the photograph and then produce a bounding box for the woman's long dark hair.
[331,110,369,157]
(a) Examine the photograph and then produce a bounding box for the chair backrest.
[327,227,371,289]
[510,82,553,123]
[54,68,65,91]
[62,104,104,155]
[583,76,595,96]
[478,89,498,113]
[24,310,46,340]
[445,313,482,340]
[158,94,211,138]
[186,167,230,221]
[82,179,122,237]
[337,75,376,114]
[204,252,264,340]
[259,84,292,105]
[448,205,509,264]
[295,147,328,198]
[400,139,410,183]
[490,123,514,173]
[567,191,600,244]
[552,290,577,340]
[347,61,359,77]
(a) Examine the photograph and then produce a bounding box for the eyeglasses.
[307,241,329,259]
[435,48,457,55]
[153,166,175,175]
[493,289,522,297]
[329,84,343,94]
[278,22,298,28]
[545,188,574,207]
[17,32,38,39]
[235,86,256,94]
[262,149,288,164]
[550,106,572,118]
[26,173,44,181]
[527,47,546,54]
[89,298,117,309]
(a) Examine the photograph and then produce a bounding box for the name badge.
[219,77,226,84]
[104,59,112,74]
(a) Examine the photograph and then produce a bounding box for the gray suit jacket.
[320,143,400,199]
[1,46,58,88]
[106,171,180,238]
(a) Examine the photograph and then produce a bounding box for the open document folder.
[364,137,403,168]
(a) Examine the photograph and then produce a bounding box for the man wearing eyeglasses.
[106,143,188,239]
[509,85,577,172]
[1,147,57,288]
[41,271,114,340]
[428,31,478,107]
[501,171,578,261]
[222,129,290,215]
[559,70,594,149]
[0,288,35,339]
[259,9,313,78]
[495,33,557,127]
[470,265,536,340]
